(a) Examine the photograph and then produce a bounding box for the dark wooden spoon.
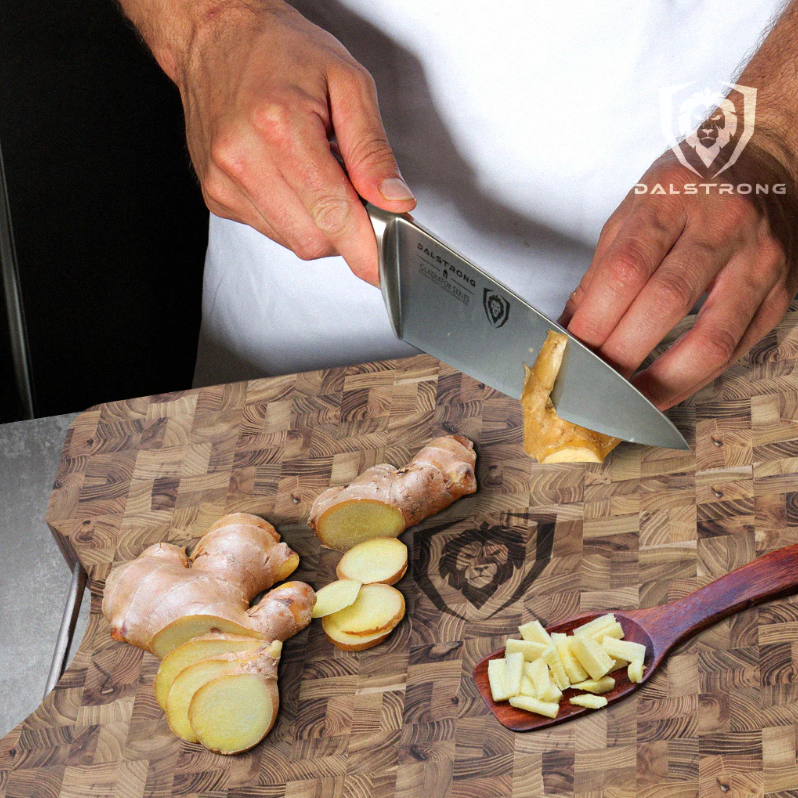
[474,542,798,731]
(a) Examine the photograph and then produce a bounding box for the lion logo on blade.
[483,290,510,328]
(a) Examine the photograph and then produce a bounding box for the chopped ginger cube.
[569,694,608,709]
[628,659,644,684]
[602,637,646,664]
[570,633,614,680]
[509,695,560,718]
[506,638,547,662]
[552,632,589,684]
[541,645,570,690]
[572,676,615,694]
[519,620,552,646]
[504,652,524,698]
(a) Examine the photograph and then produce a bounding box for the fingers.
[598,233,732,377]
[631,249,786,409]
[565,201,687,349]
[328,65,416,212]
[276,112,383,284]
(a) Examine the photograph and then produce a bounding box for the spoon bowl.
[474,542,798,731]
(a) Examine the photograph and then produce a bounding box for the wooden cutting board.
[6,308,798,798]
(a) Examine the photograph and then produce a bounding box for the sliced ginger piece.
[166,647,272,743]
[488,658,510,702]
[569,694,608,709]
[521,331,620,463]
[322,622,391,652]
[150,616,261,660]
[505,638,547,662]
[551,633,589,684]
[570,633,614,680]
[336,537,408,585]
[188,639,281,754]
[190,672,276,755]
[309,436,477,551]
[527,658,550,700]
[311,580,362,619]
[519,619,552,646]
[572,676,615,694]
[602,637,646,664]
[520,675,537,698]
[509,695,560,718]
[628,659,644,684]
[504,652,524,698]
[155,632,263,710]
[324,583,405,637]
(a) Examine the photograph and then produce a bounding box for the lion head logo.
[414,516,555,620]
[660,82,757,178]
[483,290,510,328]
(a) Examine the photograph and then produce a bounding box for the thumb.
[329,66,416,211]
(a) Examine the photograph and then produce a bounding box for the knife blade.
[367,204,689,450]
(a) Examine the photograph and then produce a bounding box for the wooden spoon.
[474,542,798,731]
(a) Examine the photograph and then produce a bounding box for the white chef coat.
[193,0,784,387]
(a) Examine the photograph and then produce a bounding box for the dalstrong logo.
[660,82,757,178]
[483,290,510,328]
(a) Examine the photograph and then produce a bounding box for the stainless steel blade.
[369,205,689,450]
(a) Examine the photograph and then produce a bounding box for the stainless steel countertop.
[0,412,89,738]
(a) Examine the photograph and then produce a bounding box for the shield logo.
[483,289,510,328]
[660,82,757,178]
[413,514,555,621]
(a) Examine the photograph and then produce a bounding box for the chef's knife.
[366,204,689,450]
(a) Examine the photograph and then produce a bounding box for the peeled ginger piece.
[190,673,276,755]
[312,579,361,619]
[521,331,620,463]
[569,694,608,709]
[325,583,405,636]
[336,537,408,585]
[155,632,263,710]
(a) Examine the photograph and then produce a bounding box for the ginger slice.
[322,623,392,652]
[166,645,277,743]
[521,331,620,463]
[311,579,362,619]
[335,537,409,585]
[309,435,477,551]
[324,583,405,637]
[154,632,263,710]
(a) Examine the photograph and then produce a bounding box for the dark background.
[0,0,208,421]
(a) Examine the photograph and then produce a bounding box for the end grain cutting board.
[5,307,798,797]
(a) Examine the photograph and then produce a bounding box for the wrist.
[118,0,284,84]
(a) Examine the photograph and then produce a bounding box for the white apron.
[194,0,783,386]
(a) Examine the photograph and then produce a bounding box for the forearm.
[738,0,798,171]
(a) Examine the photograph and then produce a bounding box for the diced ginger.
[527,658,550,700]
[569,694,608,709]
[541,645,570,690]
[541,682,563,703]
[509,695,560,718]
[506,638,547,662]
[628,659,644,684]
[504,652,525,698]
[311,579,361,619]
[519,620,552,646]
[572,676,615,694]
[551,633,589,684]
[520,675,537,698]
[608,658,626,674]
[602,637,646,664]
[591,621,625,643]
[573,613,616,635]
[570,633,614,680]
[488,658,511,702]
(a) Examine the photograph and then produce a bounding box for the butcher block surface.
[6,308,798,797]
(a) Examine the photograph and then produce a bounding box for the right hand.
[162,1,415,285]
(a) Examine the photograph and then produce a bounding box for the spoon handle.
[635,542,798,654]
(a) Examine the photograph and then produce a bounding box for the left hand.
[560,142,798,410]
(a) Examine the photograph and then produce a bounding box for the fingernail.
[380,176,415,202]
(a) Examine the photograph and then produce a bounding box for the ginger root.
[522,331,620,463]
[102,513,315,658]
[309,435,477,551]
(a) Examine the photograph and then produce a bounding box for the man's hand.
[560,144,798,410]
[120,0,415,285]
